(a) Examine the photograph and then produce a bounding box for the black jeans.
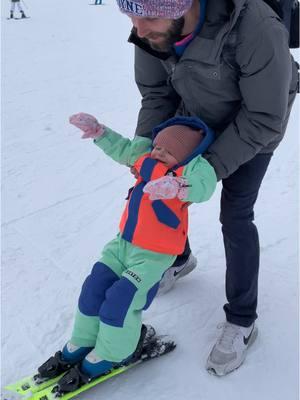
[221,153,273,327]
[173,153,273,327]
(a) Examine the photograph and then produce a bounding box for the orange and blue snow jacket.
[94,116,216,255]
[119,154,188,255]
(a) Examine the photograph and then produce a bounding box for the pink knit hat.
[116,0,193,19]
[153,124,204,163]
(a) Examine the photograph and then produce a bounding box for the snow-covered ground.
[1,1,299,399]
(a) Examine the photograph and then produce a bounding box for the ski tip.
[4,381,26,392]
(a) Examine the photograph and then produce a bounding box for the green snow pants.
[70,235,176,362]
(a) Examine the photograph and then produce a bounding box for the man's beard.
[134,18,185,52]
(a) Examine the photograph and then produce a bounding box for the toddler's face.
[151,145,178,168]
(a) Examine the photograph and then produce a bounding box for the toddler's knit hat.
[116,0,193,19]
[153,124,203,163]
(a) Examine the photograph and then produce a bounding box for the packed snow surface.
[2,1,299,399]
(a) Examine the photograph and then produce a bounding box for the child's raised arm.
[70,112,152,166]
[70,113,105,139]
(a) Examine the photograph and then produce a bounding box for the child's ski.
[4,326,174,399]
[4,374,65,397]
[29,335,175,400]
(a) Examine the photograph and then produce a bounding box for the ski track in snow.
[2,1,299,399]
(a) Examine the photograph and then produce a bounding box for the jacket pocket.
[151,200,180,229]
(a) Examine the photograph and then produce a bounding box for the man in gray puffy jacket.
[116,0,298,376]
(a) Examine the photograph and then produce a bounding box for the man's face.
[131,16,185,51]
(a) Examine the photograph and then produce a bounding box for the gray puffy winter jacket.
[130,0,298,180]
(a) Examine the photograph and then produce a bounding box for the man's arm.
[134,46,181,138]
[203,19,295,180]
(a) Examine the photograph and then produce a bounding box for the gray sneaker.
[206,321,258,376]
[157,254,197,296]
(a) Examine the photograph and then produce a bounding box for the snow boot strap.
[56,365,91,393]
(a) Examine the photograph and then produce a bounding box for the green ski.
[4,329,175,400]
[30,361,141,400]
[4,373,64,397]
[26,335,175,400]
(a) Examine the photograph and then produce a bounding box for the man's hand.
[143,175,189,201]
[69,112,105,139]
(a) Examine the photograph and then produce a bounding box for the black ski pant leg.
[221,153,273,327]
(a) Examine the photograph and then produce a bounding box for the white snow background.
[1,1,299,399]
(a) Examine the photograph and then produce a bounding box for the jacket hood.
[152,116,215,167]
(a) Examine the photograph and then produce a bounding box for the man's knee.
[220,192,255,226]
[220,210,255,227]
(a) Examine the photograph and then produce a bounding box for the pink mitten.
[143,176,189,201]
[69,112,105,139]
